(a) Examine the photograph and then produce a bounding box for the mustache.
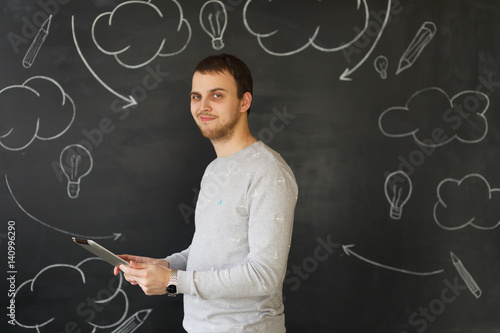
[197,112,218,118]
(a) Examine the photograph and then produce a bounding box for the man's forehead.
[192,70,236,90]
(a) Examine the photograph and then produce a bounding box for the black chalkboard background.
[2,0,500,332]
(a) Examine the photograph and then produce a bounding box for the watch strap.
[166,269,178,297]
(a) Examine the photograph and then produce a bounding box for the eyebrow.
[190,87,227,96]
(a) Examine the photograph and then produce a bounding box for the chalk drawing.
[0,76,75,151]
[450,252,481,298]
[13,257,132,331]
[111,309,152,333]
[374,55,388,79]
[396,21,437,75]
[343,244,444,276]
[71,16,137,109]
[91,0,191,68]
[434,173,500,231]
[379,87,489,147]
[242,0,391,80]
[200,0,228,50]
[23,15,52,68]
[384,170,412,220]
[60,144,93,199]
[5,174,122,240]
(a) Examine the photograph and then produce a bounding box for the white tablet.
[73,238,130,267]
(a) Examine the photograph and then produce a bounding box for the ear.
[240,92,252,113]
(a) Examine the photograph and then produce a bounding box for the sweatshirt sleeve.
[176,162,298,299]
[164,246,190,270]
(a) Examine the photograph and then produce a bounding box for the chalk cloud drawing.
[243,0,392,80]
[23,15,52,68]
[378,87,489,147]
[0,76,75,151]
[373,55,388,79]
[200,0,228,50]
[384,170,412,220]
[92,0,192,69]
[243,0,368,56]
[13,257,141,332]
[60,144,94,199]
[396,21,436,75]
[434,173,500,230]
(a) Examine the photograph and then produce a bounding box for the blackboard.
[2,0,500,332]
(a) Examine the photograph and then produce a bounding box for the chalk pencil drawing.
[242,0,391,80]
[384,170,412,220]
[111,309,152,333]
[5,174,122,240]
[23,15,52,68]
[13,257,135,331]
[434,173,500,231]
[91,0,191,69]
[378,87,489,147]
[60,144,93,199]
[0,76,75,151]
[373,55,388,79]
[396,21,436,75]
[450,252,481,298]
[200,0,227,50]
[342,244,444,276]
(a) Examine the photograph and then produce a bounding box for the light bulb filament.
[208,11,223,37]
[71,155,81,180]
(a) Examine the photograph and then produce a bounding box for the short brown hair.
[194,54,253,114]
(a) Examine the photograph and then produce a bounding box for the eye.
[191,94,200,101]
[212,93,222,99]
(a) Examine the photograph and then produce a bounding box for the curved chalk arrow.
[343,244,444,276]
[5,175,122,240]
[310,0,369,52]
[339,0,392,80]
[71,16,137,109]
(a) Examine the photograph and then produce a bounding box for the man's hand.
[114,255,171,296]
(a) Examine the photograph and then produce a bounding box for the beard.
[197,111,241,143]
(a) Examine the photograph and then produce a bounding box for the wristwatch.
[166,269,178,297]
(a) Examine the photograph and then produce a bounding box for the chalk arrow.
[339,0,392,81]
[342,244,444,276]
[71,16,137,109]
[5,175,122,241]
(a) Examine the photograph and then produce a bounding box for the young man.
[115,54,298,332]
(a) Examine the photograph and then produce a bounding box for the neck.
[211,124,257,157]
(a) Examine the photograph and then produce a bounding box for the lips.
[199,114,217,122]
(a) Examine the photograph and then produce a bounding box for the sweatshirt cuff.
[176,270,192,296]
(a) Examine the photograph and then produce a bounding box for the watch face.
[166,285,177,294]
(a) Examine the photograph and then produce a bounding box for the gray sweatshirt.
[166,141,298,332]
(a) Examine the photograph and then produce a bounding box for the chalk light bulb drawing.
[384,170,412,220]
[374,55,388,79]
[199,0,227,50]
[60,144,93,199]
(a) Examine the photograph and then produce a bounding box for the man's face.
[190,70,245,142]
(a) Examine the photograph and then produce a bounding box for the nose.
[200,100,212,112]
[200,98,211,112]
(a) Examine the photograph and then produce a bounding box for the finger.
[119,264,135,276]
[117,254,136,262]
[129,261,148,269]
